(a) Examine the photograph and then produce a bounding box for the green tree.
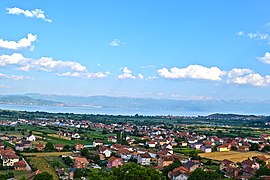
[44,142,55,152]
[250,143,260,151]
[33,172,53,180]
[188,168,220,180]
[80,148,90,158]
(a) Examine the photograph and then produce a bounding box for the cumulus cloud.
[109,39,120,47]
[225,68,270,86]
[157,65,224,81]
[7,7,52,22]
[257,52,270,64]
[118,67,144,80]
[158,65,270,87]
[0,53,87,73]
[0,33,37,50]
[0,53,30,66]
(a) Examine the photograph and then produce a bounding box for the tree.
[63,145,70,151]
[33,172,53,180]
[250,143,260,151]
[188,168,220,180]
[88,163,166,180]
[44,142,55,152]
[80,148,90,158]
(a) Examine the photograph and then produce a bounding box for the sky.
[1,0,270,100]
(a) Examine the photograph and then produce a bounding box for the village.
[0,115,270,180]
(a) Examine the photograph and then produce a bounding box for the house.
[200,145,212,153]
[180,142,188,147]
[168,166,189,180]
[35,144,45,151]
[75,143,84,151]
[99,147,112,158]
[15,143,25,152]
[26,134,36,141]
[14,160,26,171]
[55,144,65,151]
[238,145,249,152]
[183,161,199,172]
[158,156,174,168]
[74,157,89,169]
[107,156,123,168]
[242,159,260,170]
[93,140,103,147]
[71,133,81,139]
[2,154,19,167]
[107,136,117,143]
[137,153,151,166]
[190,143,202,150]
[217,144,230,152]
[147,141,156,148]
[220,159,238,171]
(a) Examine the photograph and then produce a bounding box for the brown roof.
[108,156,117,162]
[140,153,151,158]
[75,157,88,164]
[161,155,174,161]
[14,160,26,167]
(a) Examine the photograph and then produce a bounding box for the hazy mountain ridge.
[0,93,269,115]
[0,95,63,106]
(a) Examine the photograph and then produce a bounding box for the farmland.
[22,151,73,157]
[199,151,270,162]
[27,157,58,180]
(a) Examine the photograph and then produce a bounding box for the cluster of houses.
[220,156,270,179]
[0,142,27,171]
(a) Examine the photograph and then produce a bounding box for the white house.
[93,140,103,147]
[137,153,151,166]
[173,173,189,180]
[200,145,212,153]
[26,134,36,141]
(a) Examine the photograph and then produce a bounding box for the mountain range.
[0,93,269,115]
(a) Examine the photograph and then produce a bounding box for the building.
[158,156,174,168]
[107,156,123,168]
[14,160,27,171]
[93,140,103,147]
[74,157,89,169]
[74,143,84,151]
[55,144,65,151]
[137,153,151,166]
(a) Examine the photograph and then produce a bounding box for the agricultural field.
[199,151,270,162]
[22,151,72,157]
[0,170,30,179]
[27,157,58,180]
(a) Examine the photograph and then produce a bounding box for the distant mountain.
[0,95,63,106]
[22,93,270,115]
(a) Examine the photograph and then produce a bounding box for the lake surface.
[0,104,214,116]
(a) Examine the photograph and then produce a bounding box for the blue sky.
[1,0,270,100]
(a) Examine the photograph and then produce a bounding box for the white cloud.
[57,71,110,79]
[227,72,270,86]
[0,33,37,50]
[247,32,269,40]
[237,31,244,36]
[30,57,87,72]
[0,72,27,80]
[157,65,224,81]
[0,53,30,66]
[0,53,87,72]
[109,39,120,47]
[118,67,145,80]
[158,65,270,87]
[7,7,52,22]
[257,52,270,64]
